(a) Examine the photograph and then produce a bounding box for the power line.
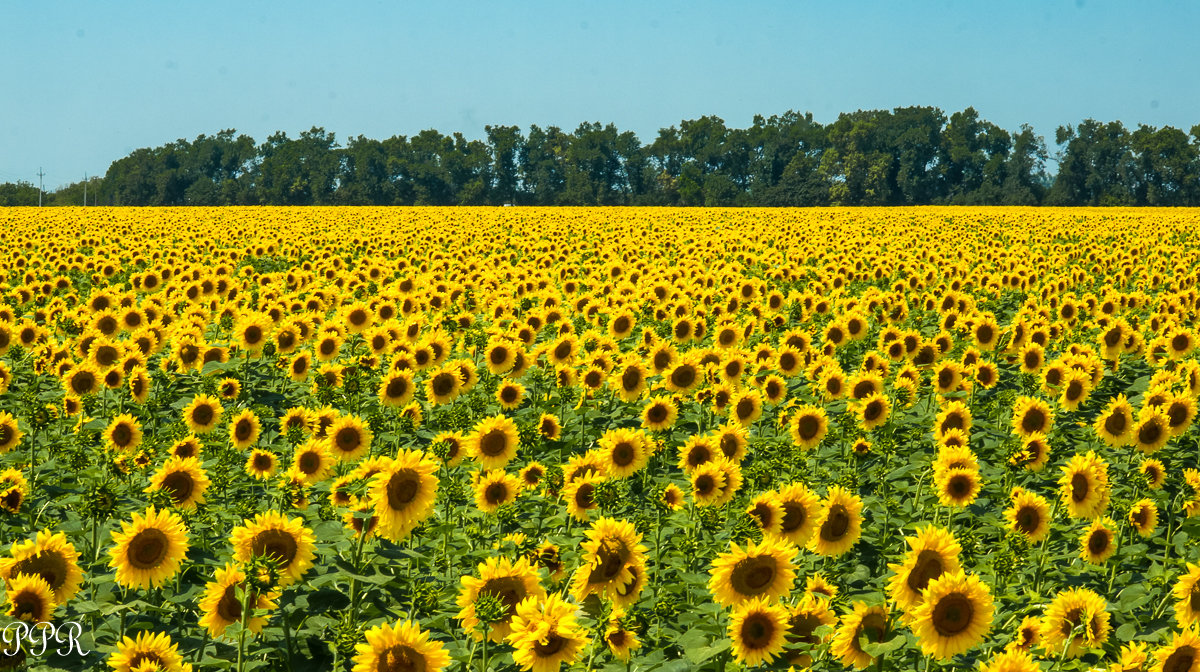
[37,167,45,207]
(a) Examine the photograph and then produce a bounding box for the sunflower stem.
[480,632,489,672]
[236,582,251,672]
[195,628,209,665]
[280,601,295,672]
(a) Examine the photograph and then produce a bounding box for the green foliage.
[18,108,1200,208]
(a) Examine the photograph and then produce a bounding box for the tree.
[1048,120,1135,206]
[485,125,523,205]
[1130,125,1198,206]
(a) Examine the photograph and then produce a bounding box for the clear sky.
[2,0,1198,189]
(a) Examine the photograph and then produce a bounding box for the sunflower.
[598,428,650,478]
[857,393,890,431]
[230,511,316,586]
[936,467,981,507]
[761,483,817,548]
[518,462,545,490]
[535,543,565,580]
[777,346,804,377]
[1150,628,1200,672]
[378,370,415,408]
[469,415,520,470]
[342,500,379,540]
[288,352,312,381]
[808,486,863,557]
[1039,586,1110,659]
[496,381,526,410]
[609,559,648,609]
[677,435,717,473]
[610,359,648,402]
[245,449,277,480]
[909,569,993,659]
[1186,470,1200,519]
[314,362,346,390]
[1059,451,1110,519]
[457,555,546,643]
[714,423,749,462]
[425,365,463,405]
[1011,396,1053,438]
[935,401,972,440]
[63,363,101,397]
[660,484,684,510]
[474,470,521,513]
[563,451,605,485]
[536,413,562,441]
[726,596,790,667]
[328,415,373,463]
[3,573,56,624]
[1079,517,1117,564]
[789,405,829,451]
[1166,393,1198,438]
[641,397,678,431]
[1134,406,1172,454]
[608,311,637,340]
[1129,499,1158,537]
[272,324,301,355]
[507,593,590,672]
[198,562,278,638]
[831,602,891,670]
[233,314,270,354]
[182,394,224,434]
[708,536,797,608]
[484,339,516,375]
[570,517,647,603]
[1143,458,1167,489]
[690,461,727,507]
[106,631,186,672]
[979,649,1040,672]
[1057,370,1092,412]
[108,506,190,589]
[604,609,641,662]
[102,366,125,390]
[352,619,450,672]
[1173,564,1200,628]
[0,530,84,603]
[786,594,837,667]
[1004,491,1051,543]
[746,493,784,536]
[713,458,745,506]
[800,574,836,601]
[314,332,343,363]
[664,358,701,394]
[818,368,847,400]
[0,469,29,513]
[129,368,151,403]
[104,413,143,452]
[290,438,333,484]
[1018,343,1044,374]
[886,525,963,612]
[371,449,440,541]
[225,410,261,451]
[1007,615,1041,653]
[146,457,210,509]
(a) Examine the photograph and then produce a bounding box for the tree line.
[5,106,1199,207]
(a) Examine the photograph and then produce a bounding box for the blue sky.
[2,0,1198,189]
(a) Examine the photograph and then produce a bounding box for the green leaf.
[859,631,906,657]
[685,638,731,665]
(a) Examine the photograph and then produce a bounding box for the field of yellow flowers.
[0,206,1198,671]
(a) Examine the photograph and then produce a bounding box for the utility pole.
[84,173,87,206]
[37,167,45,206]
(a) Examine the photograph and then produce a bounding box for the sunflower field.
[1,206,1200,672]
